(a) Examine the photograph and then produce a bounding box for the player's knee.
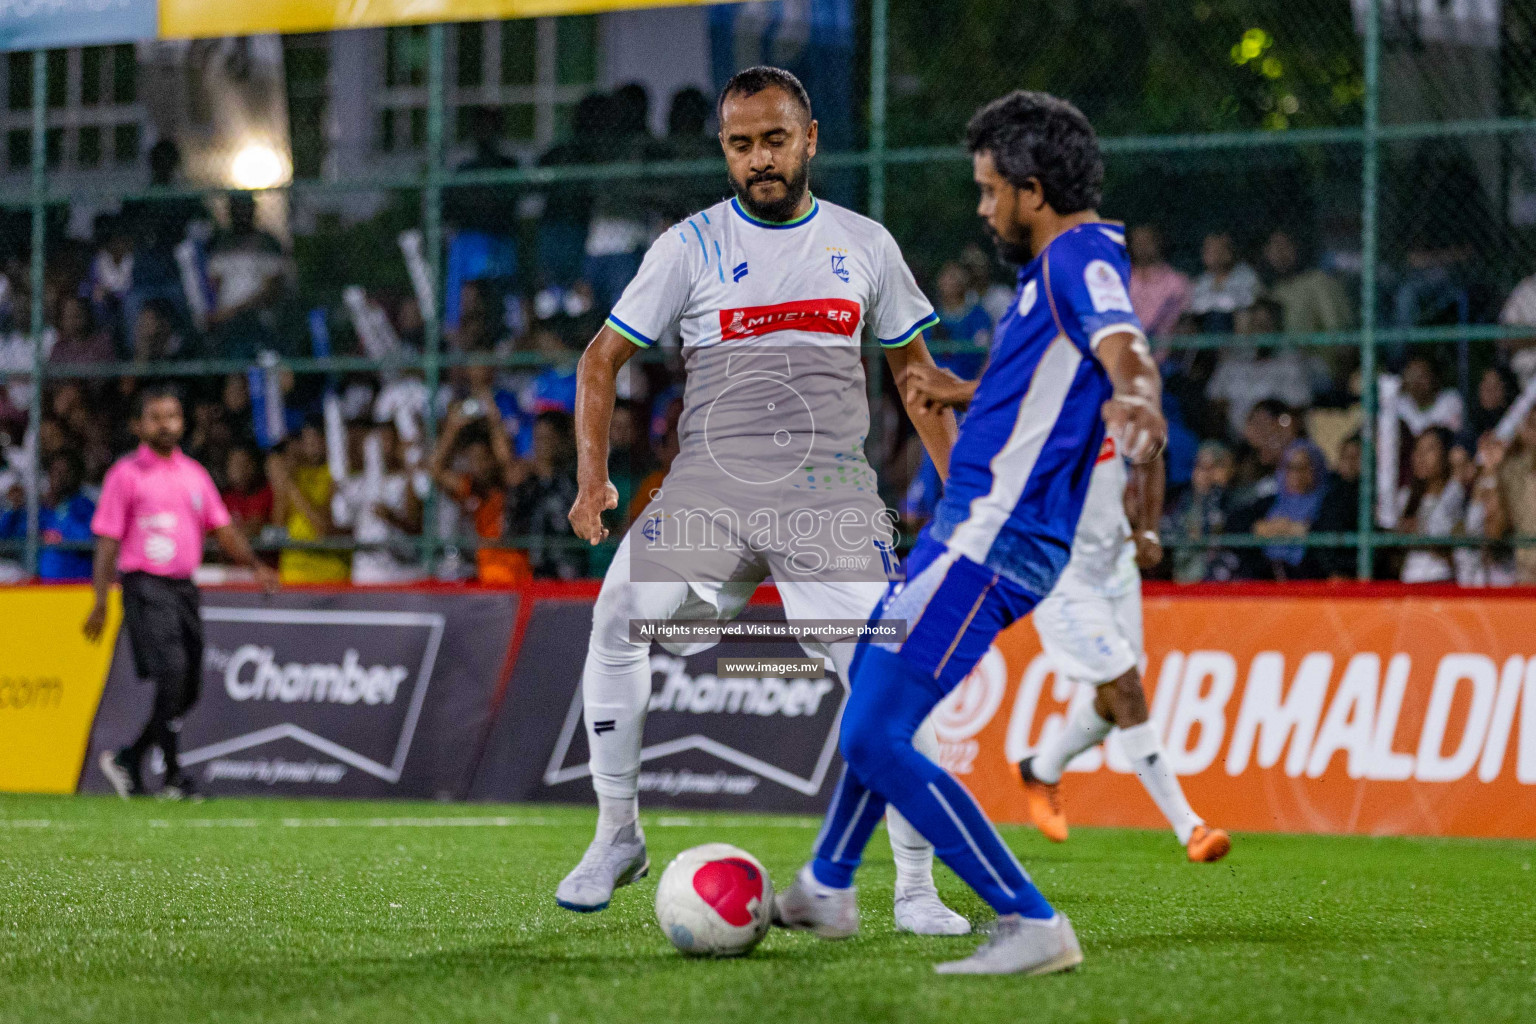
[1099,667,1149,726]
[839,691,903,783]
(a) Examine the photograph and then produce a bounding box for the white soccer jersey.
[607,194,937,475]
[1052,435,1137,596]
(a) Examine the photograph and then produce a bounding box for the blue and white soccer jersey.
[872,222,1146,689]
[1031,436,1145,687]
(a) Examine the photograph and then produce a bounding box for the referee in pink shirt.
[84,383,278,800]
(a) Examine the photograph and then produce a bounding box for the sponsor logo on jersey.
[1085,259,1134,313]
[717,298,861,340]
[733,261,749,283]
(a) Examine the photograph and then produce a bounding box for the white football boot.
[555,822,649,912]
[894,883,972,936]
[933,912,1082,975]
[772,864,860,939]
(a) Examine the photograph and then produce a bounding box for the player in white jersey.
[555,67,971,934]
[1019,441,1232,862]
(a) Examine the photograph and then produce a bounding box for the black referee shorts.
[120,571,204,719]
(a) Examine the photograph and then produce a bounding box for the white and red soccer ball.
[654,843,774,957]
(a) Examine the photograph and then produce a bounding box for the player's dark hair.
[717,66,813,124]
[131,381,182,420]
[965,91,1103,214]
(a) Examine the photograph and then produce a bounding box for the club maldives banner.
[943,587,1536,840]
[0,0,740,52]
[469,594,847,814]
[78,588,518,800]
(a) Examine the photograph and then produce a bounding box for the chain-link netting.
[2,1,1535,586]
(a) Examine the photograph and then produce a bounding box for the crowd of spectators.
[3,90,1536,587]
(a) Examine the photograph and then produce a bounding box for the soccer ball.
[654,843,774,957]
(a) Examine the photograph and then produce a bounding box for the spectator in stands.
[1475,406,1536,584]
[1189,231,1259,333]
[508,410,584,579]
[1165,439,1238,583]
[0,450,94,580]
[1497,270,1536,386]
[87,214,134,354]
[1395,425,1465,583]
[1260,228,1353,334]
[452,279,507,353]
[960,243,1015,326]
[1252,439,1330,581]
[1461,364,1517,450]
[523,325,579,415]
[220,445,272,542]
[206,193,292,359]
[661,87,722,219]
[584,84,655,311]
[120,139,202,341]
[1205,298,1314,439]
[930,261,991,379]
[444,106,520,332]
[607,398,652,533]
[536,93,610,288]
[1395,353,1464,438]
[1127,224,1190,338]
[1313,432,1363,578]
[130,297,184,363]
[431,396,529,584]
[1390,140,1486,330]
[48,294,114,365]
[333,420,424,585]
[1229,398,1300,509]
[268,420,350,583]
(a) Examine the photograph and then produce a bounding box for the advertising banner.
[946,590,1536,840]
[79,588,517,799]
[469,597,847,813]
[0,586,121,793]
[158,0,740,42]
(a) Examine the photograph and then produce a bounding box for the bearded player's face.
[973,150,1035,265]
[719,87,818,223]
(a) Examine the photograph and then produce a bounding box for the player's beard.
[729,161,810,223]
[986,225,1034,266]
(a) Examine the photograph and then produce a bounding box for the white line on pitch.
[0,813,821,830]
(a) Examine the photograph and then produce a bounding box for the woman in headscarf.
[1252,438,1329,580]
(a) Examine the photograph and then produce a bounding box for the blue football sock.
[835,645,1055,919]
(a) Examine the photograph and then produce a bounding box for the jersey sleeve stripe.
[879,311,940,348]
[606,315,655,349]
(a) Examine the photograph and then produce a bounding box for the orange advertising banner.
[933,587,1536,840]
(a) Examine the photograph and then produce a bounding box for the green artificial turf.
[0,795,1531,1023]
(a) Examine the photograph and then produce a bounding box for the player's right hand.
[569,479,619,545]
[82,601,107,644]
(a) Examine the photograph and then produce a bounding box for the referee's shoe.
[99,749,146,799]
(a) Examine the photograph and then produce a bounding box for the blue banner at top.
[0,0,157,52]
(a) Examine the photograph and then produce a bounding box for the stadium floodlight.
[229,142,287,190]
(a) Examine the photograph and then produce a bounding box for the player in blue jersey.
[773,92,1167,975]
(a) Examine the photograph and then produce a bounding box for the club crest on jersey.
[733,261,749,283]
[826,246,850,283]
[1085,259,1133,313]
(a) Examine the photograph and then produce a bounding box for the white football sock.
[583,565,690,817]
[1117,721,1203,845]
[1032,696,1113,785]
[887,715,942,895]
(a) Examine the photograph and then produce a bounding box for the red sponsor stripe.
[1095,435,1117,465]
[718,298,861,340]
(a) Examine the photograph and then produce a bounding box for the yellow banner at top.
[160,0,733,39]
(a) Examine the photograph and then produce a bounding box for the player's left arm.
[1126,449,1166,570]
[1097,330,1166,465]
[885,335,959,480]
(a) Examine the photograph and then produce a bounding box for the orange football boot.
[1186,824,1231,863]
[1017,757,1068,843]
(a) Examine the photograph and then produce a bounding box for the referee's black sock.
[157,719,183,780]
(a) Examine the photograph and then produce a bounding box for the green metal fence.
[5,0,1536,580]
